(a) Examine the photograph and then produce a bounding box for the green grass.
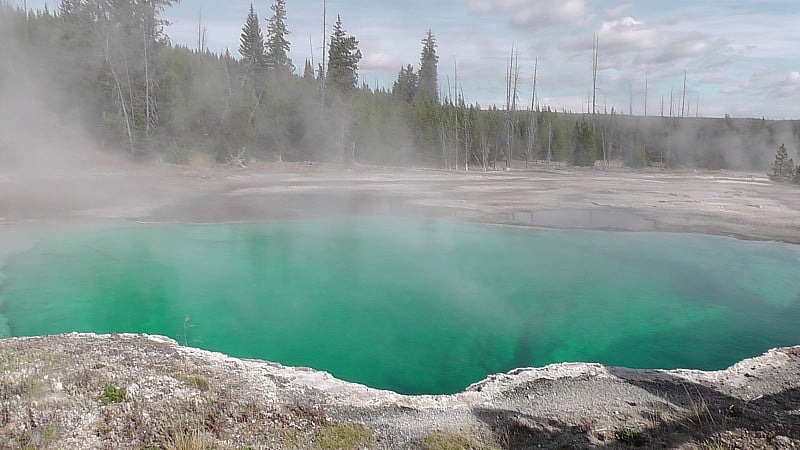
[615,426,647,447]
[423,431,501,450]
[314,422,375,450]
[100,384,126,405]
[187,375,210,391]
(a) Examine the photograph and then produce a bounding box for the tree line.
[1,0,799,171]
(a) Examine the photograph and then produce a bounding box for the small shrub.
[187,376,209,391]
[92,363,106,370]
[615,426,647,447]
[423,432,473,450]
[725,404,742,418]
[164,431,215,450]
[100,384,126,405]
[423,431,500,450]
[314,422,375,450]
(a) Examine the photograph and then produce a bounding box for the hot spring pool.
[1,219,798,394]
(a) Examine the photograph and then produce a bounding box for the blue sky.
[17,0,800,118]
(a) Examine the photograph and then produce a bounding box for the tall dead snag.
[144,25,150,134]
[454,59,460,171]
[546,121,552,166]
[106,35,134,155]
[504,45,519,170]
[439,124,449,171]
[320,0,327,105]
[526,57,538,168]
[681,69,687,118]
[460,86,471,172]
[591,34,598,115]
[480,130,489,172]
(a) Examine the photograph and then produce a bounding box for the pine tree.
[326,15,361,94]
[239,3,267,75]
[772,143,794,178]
[417,30,439,101]
[392,64,417,103]
[303,59,315,81]
[264,0,293,75]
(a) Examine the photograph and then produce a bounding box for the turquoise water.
[1,219,799,394]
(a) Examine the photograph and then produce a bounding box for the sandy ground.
[2,158,799,243]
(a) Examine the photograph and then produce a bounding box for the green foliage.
[187,376,209,391]
[303,58,315,81]
[393,64,418,103]
[100,384,126,405]
[418,30,439,101]
[164,431,214,450]
[3,4,795,171]
[573,120,597,166]
[615,426,647,447]
[423,432,473,450]
[771,143,795,179]
[239,3,267,76]
[265,0,293,76]
[422,431,500,450]
[326,15,361,95]
[314,422,374,450]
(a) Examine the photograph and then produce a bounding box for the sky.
[15,0,800,119]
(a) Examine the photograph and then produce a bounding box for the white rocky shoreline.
[1,332,798,449]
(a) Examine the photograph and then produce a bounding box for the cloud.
[720,85,743,95]
[574,16,733,74]
[605,3,633,20]
[468,0,591,28]
[360,51,401,72]
[774,72,800,98]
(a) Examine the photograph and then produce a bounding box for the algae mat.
[1,219,799,394]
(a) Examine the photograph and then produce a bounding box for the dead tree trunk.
[504,45,519,171]
[454,61,460,171]
[439,124,448,170]
[547,121,552,167]
[526,57,538,168]
[143,25,151,135]
[592,34,598,115]
[480,130,489,171]
[106,35,134,155]
[681,70,687,118]
[110,64,134,155]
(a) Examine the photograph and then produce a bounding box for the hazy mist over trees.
[1,0,799,171]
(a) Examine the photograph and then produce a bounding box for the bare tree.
[439,124,449,170]
[628,80,633,116]
[228,147,248,168]
[504,45,519,170]
[591,34,598,115]
[681,70,687,118]
[197,9,202,52]
[644,75,648,117]
[461,86,471,172]
[547,120,552,166]
[320,0,327,104]
[526,57,538,168]
[106,37,134,154]
[480,130,489,171]
[454,59,460,171]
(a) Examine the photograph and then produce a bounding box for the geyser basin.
[1,219,799,395]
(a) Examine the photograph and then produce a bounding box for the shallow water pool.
[1,219,798,394]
